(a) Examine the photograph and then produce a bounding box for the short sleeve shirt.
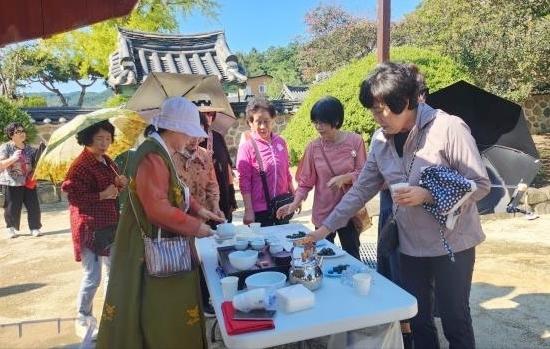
[0,142,35,186]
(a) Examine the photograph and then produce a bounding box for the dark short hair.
[76,120,115,146]
[199,112,209,133]
[4,122,25,140]
[245,97,276,123]
[310,96,344,129]
[143,125,168,137]
[359,62,420,114]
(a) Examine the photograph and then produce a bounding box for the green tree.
[0,97,37,143]
[43,0,218,77]
[15,96,48,108]
[17,46,78,107]
[297,4,377,81]
[31,0,218,105]
[237,43,305,98]
[104,94,129,107]
[393,0,550,101]
[282,46,471,164]
[0,47,29,100]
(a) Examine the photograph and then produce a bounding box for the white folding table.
[196,223,417,349]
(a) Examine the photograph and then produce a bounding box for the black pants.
[325,221,361,261]
[400,247,476,349]
[3,185,42,231]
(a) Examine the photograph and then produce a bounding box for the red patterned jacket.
[62,149,119,261]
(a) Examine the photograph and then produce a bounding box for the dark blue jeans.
[377,189,402,286]
[400,247,476,349]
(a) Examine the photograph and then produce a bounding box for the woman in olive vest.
[97,97,224,349]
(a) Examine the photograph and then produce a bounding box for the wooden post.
[377,0,391,63]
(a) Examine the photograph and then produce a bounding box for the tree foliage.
[393,0,550,101]
[297,4,377,81]
[42,0,218,79]
[104,94,130,107]
[0,0,218,106]
[0,97,37,143]
[237,44,305,98]
[282,46,471,164]
[0,47,28,100]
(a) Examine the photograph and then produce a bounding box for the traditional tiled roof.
[23,107,100,124]
[280,84,309,102]
[108,27,247,90]
[23,101,303,124]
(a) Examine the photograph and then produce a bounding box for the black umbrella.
[426,80,539,158]
[477,145,541,214]
[426,81,541,214]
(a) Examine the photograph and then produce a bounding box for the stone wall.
[224,113,293,162]
[523,93,550,134]
[521,186,550,215]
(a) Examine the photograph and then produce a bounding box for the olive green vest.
[126,137,185,238]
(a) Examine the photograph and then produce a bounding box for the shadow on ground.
[0,283,46,298]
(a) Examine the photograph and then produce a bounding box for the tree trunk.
[52,88,68,107]
[37,79,68,106]
[76,78,97,107]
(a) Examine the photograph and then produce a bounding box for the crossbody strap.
[319,141,337,177]
[250,138,272,208]
[393,128,425,215]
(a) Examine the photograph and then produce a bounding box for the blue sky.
[26,0,420,94]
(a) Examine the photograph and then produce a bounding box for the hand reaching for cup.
[276,202,299,220]
[198,208,225,223]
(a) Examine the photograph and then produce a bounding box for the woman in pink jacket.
[237,98,294,227]
[276,97,367,259]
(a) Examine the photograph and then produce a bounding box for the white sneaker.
[6,227,17,239]
[75,316,88,340]
[31,229,42,237]
[75,315,97,341]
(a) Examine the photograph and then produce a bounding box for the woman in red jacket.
[62,120,127,340]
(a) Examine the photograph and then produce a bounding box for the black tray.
[217,245,291,290]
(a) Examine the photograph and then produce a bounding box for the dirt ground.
[0,193,549,348]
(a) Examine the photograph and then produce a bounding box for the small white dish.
[316,247,346,259]
[251,239,266,250]
[217,223,237,237]
[245,271,287,290]
[234,240,249,250]
[228,250,258,270]
[269,243,283,254]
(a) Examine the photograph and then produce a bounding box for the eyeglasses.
[14,129,26,134]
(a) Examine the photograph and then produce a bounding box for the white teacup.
[221,276,239,301]
[269,243,283,254]
[217,223,237,237]
[352,273,372,296]
[390,182,410,194]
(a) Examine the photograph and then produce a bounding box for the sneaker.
[6,227,17,239]
[75,316,88,340]
[31,229,42,237]
[203,303,216,318]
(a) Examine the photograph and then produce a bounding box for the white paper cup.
[390,182,410,193]
[352,273,372,296]
[220,276,239,301]
[249,222,262,234]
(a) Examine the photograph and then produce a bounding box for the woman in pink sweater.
[277,97,367,259]
[237,98,294,227]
